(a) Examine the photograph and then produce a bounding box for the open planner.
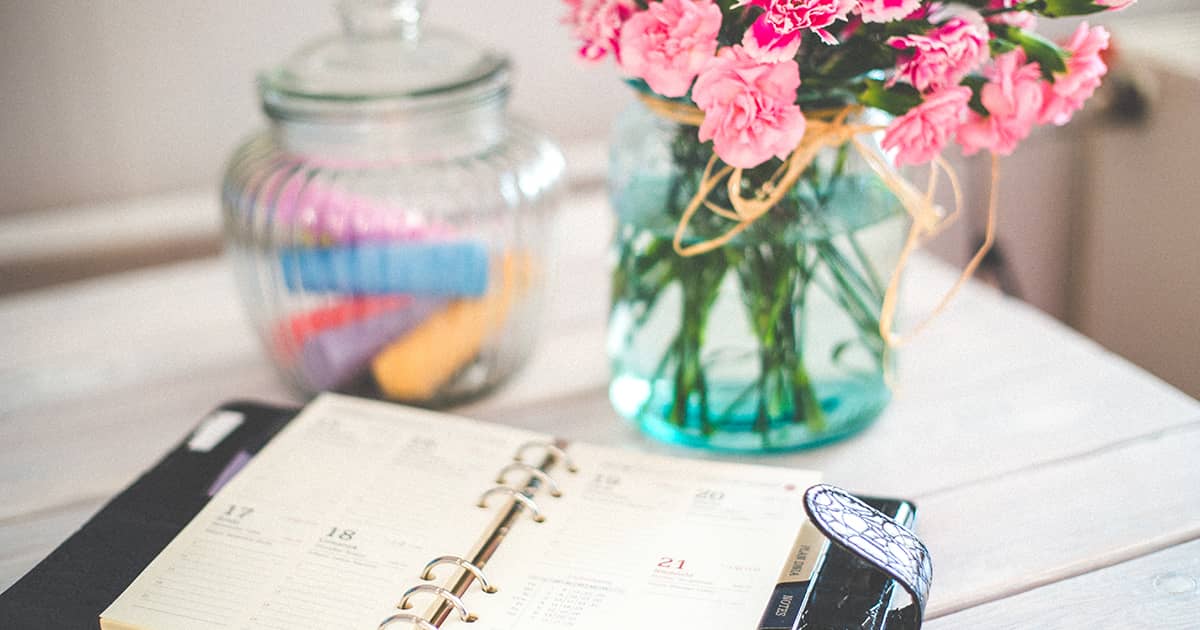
[100,393,826,630]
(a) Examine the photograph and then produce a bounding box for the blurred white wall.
[3,1,1189,217]
[0,0,631,216]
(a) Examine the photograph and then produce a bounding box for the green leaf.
[998,25,1069,78]
[857,80,923,116]
[811,36,898,82]
[961,75,989,116]
[989,38,1018,55]
[880,19,935,37]
[830,340,854,365]
[1039,0,1106,17]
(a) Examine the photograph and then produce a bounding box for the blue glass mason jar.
[606,98,907,452]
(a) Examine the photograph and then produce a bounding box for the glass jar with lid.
[222,0,565,405]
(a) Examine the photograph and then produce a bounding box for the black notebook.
[0,401,296,629]
[1,395,919,630]
[96,394,825,629]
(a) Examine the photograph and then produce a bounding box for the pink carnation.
[957,50,1045,156]
[985,0,1037,30]
[882,86,973,166]
[692,46,807,168]
[857,0,923,24]
[888,15,990,93]
[1039,22,1110,126]
[619,0,723,98]
[740,0,857,62]
[1097,0,1136,10]
[563,0,637,62]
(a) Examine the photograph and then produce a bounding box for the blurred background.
[1,0,1197,397]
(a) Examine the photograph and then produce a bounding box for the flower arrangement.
[567,0,1124,168]
[564,0,1131,450]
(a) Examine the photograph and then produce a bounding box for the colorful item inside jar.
[273,190,529,400]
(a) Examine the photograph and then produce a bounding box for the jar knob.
[338,0,426,39]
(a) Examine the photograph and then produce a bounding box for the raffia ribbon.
[638,93,999,347]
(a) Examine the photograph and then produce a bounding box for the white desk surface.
[2,191,1198,628]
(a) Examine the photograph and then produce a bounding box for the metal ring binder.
[514,441,578,473]
[421,555,498,593]
[378,613,439,630]
[496,462,562,497]
[377,444,572,628]
[398,584,476,622]
[477,486,545,522]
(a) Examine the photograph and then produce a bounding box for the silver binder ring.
[514,441,578,473]
[398,584,477,622]
[378,612,438,630]
[496,462,563,497]
[421,555,498,593]
[477,486,545,522]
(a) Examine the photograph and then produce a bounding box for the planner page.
[465,444,821,630]
[101,394,553,630]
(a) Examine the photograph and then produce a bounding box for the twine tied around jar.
[637,93,1000,348]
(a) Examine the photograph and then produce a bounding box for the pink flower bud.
[888,15,991,94]
[740,0,857,60]
[1039,22,1110,126]
[857,0,923,24]
[692,47,807,169]
[882,86,973,166]
[957,50,1045,156]
[619,0,723,97]
[563,0,637,63]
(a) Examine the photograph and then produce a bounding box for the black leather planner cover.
[0,401,300,630]
[1,401,930,630]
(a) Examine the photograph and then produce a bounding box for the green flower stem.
[816,141,887,302]
[671,251,726,432]
[734,240,828,439]
[610,118,896,442]
[845,229,887,298]
[812,269,885,365]
[819,241,881,305]
[784,258,827,433]
[819,247,879,322]
[639,336,678,419]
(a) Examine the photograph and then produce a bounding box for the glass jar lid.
[260,0,510,121]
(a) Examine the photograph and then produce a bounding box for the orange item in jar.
[370,254,529,400]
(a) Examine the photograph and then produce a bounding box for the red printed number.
[657,557,686,570]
